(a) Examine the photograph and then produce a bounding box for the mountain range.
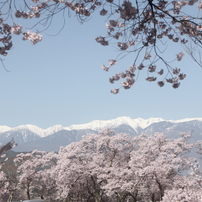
[0,117,202,152]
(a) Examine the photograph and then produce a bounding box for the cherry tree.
[49,131,201,202]
[14,149,58,200]
[52,135,107,201]
[92,133,198,201]
[14,150,45,200]
[162,160,202,202]
[0,0,202,92]
[0,140,17,201]
[33,151,58,201]
[0,172,9,202]
[197,139,202,156]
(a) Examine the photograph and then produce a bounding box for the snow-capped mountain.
[65,117,165,131]
[0,117,202,152]
[8,124,65,138]
[0,125,11,133]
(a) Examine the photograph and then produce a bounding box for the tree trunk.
[27,182,31,200]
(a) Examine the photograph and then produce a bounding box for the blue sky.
[0,8,202,128]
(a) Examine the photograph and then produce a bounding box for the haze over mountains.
[0,117,202,152]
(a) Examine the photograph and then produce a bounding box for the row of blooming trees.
[1,0,202,92]
[1,131,202,201]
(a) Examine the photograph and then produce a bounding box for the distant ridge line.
[1,117,202,137]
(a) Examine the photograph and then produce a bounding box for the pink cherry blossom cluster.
[0,0,202,92]
[22,31,42,45]
[93,0,202,92]
[0,22,12,56]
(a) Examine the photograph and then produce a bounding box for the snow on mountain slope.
[0,126,11,133]
[65,116,165,131]
[43,125,65,137]
[8,124,65,137]
[12,124,44,136]
[130,117,165,129]
[169,118,202,123]
[1,117,202,139]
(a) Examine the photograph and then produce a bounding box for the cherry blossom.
[0,0,201,92]
[0,131,199,201]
